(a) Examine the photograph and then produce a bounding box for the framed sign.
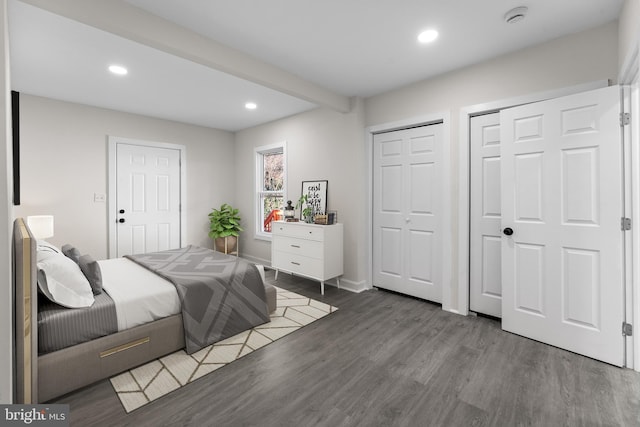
[301,180,328,219]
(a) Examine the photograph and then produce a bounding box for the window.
[255,142,286,239]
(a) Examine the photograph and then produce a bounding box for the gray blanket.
[126,246,270,354]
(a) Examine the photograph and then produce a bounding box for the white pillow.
[37,251,95,308]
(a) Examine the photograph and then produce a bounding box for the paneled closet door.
[372,123,443,303]
[469,113,502,317]
[500,85,624,366]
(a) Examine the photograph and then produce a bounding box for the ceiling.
[9,0,624,132]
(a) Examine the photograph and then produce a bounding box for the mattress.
[37,257,273,356]
[98,257,181,331]
[37,257,182,355]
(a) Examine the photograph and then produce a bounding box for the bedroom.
[1,0,640,424]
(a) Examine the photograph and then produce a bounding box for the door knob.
[503,227,513,236]
[118,218,126,223]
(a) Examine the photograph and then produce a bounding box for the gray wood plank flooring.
[51,270,640,426]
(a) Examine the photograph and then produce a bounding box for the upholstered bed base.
[39,314,184,402]
[39,281,277,402]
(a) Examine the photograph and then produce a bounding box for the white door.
[115,142,181,256]
[500,85,624,366]
[470,113,502,317]
[373,124,443,303]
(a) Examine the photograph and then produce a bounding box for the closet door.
[500,85,624,366]
[469,113,502,317]
[372,123,443,303]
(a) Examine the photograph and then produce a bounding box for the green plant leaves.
[208,203,243,239]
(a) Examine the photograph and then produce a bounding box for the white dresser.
[271,221,343,295]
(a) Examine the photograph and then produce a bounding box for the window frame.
[254,141,287,241]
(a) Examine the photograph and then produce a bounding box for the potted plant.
[208,203,243,253]
[296,194,314,223]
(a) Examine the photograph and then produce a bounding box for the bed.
[13,218,277,403]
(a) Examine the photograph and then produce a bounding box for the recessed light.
[245,102,257,110]
[108,65,128,75]
[417,29,439,44]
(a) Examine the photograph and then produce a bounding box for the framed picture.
[12,90,20,206]
[300,180,328,220]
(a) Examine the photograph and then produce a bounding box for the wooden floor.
[53,270,640,427]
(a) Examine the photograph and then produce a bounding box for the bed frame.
[14,218,185,403]
[14,218,276,402]
[14,217,37,403]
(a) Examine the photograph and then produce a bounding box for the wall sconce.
[27,215,54,239]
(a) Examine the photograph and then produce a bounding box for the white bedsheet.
[98,257,181,331]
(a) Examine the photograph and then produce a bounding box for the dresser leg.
[275,269,279,281]
[321,281,325,295]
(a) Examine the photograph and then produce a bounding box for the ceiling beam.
[17,0,351,113]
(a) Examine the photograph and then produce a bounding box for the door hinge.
[621,112,631,126]
[621,217,632,231]
[623,322,633,337]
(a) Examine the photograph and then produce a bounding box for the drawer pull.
[291,244,301,248]
[291,261,301,266]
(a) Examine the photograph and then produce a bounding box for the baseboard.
[298,277,368,294]
[240,254,271,266]
[334,278,368,293]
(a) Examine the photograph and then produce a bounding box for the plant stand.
[215,236,238,256]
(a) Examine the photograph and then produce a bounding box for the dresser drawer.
[273,236,324,258]
[272,222,324,241]
[272,251,323,278]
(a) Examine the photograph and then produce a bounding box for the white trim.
[621,85,635,370]
[254,141,287,242]
[334,278,368,294]
[631,83,640,373]
[620,34,640,372]
[457,80,609,316]
[107,136,187,258]
[365,111,453,312]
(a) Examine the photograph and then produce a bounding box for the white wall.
[619,0,640,70]
[233,22,619,298]
[364,22,619,311]
[14,94,235,259]
[366,22,619,127]
[0,0,13,404]
[234,99,368,290]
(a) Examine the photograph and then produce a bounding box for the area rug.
[110,286,337,413]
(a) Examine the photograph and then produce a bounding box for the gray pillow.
[78,254,102,295]
[61,244,81,264]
